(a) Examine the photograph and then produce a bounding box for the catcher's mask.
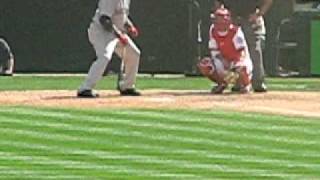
[213,8,231,32]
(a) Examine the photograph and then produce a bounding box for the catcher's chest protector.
[212,26,241,62]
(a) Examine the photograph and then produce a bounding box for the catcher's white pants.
[213,57,253,79]
[79,22,140,92]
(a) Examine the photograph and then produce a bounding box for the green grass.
[0,75,319,179]
[0,74,320,91]
[0,106,319,179]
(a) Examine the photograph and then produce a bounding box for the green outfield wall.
[311,19,320,75]
[0,0,97,72]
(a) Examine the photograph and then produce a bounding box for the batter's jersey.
[92,0,131,31]
[208,24,251,63]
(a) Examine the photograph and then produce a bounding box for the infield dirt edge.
[0,90,319,118]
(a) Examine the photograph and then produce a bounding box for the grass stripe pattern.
[0,107,319,179]
[1,76,320,91]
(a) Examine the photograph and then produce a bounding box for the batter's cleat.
[1,73,13,76]
[77,90,99,98]
[120,88,141,96]
[254,83,268,93]
[211,84,227,94]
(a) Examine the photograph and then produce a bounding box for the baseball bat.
[117,47,126,91]
[112,25,126,91]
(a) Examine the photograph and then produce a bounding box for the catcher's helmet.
[213,7,231,31]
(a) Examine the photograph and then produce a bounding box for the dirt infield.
[0,90,319,118]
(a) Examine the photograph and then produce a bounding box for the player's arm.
[232,28,247,62]
[258,0,273,17]
[249,0,273,22]
[208,25,222,60]
[125,16,139,37]
[209,47,223,63]
[99,15,113,32]
[98,0,118,32]
[99,15,128,45]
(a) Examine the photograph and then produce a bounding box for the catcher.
[198,7,253,94]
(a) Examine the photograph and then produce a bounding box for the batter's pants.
[79,22,141,92]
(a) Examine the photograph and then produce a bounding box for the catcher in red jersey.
[198,7,253,94]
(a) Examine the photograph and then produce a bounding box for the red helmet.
[213,7,232,31]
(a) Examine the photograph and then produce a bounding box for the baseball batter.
[198,8,253,94]
[78,0,141,98]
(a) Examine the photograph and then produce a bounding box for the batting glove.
[128,26,139,38]
[118,33,129,45]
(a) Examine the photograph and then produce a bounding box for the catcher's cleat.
[239,85,252,94]
[231,85,241,92]
[254,83,267,93]
[77,90,99,98]
[211,84,227,94]
[120,88,141,96]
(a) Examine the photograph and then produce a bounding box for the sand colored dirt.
[0,90,319,118]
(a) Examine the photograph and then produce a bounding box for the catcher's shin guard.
[238,67,251,87]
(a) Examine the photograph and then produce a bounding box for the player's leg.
[78,24,117,97]
[114,36,141,96]
[237,67,252,93]
[4,56,14,76]
[235,58,253,94]
[198,57,227,94]
[211,58,229,94]
[241,19,267,92]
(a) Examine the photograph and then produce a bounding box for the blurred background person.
[0,37,14,76]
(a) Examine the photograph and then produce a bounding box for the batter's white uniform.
[209,24,253,78]
[79,0,140,92]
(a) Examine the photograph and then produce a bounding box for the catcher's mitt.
[197,57,214,76]
[224,70,239,84]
